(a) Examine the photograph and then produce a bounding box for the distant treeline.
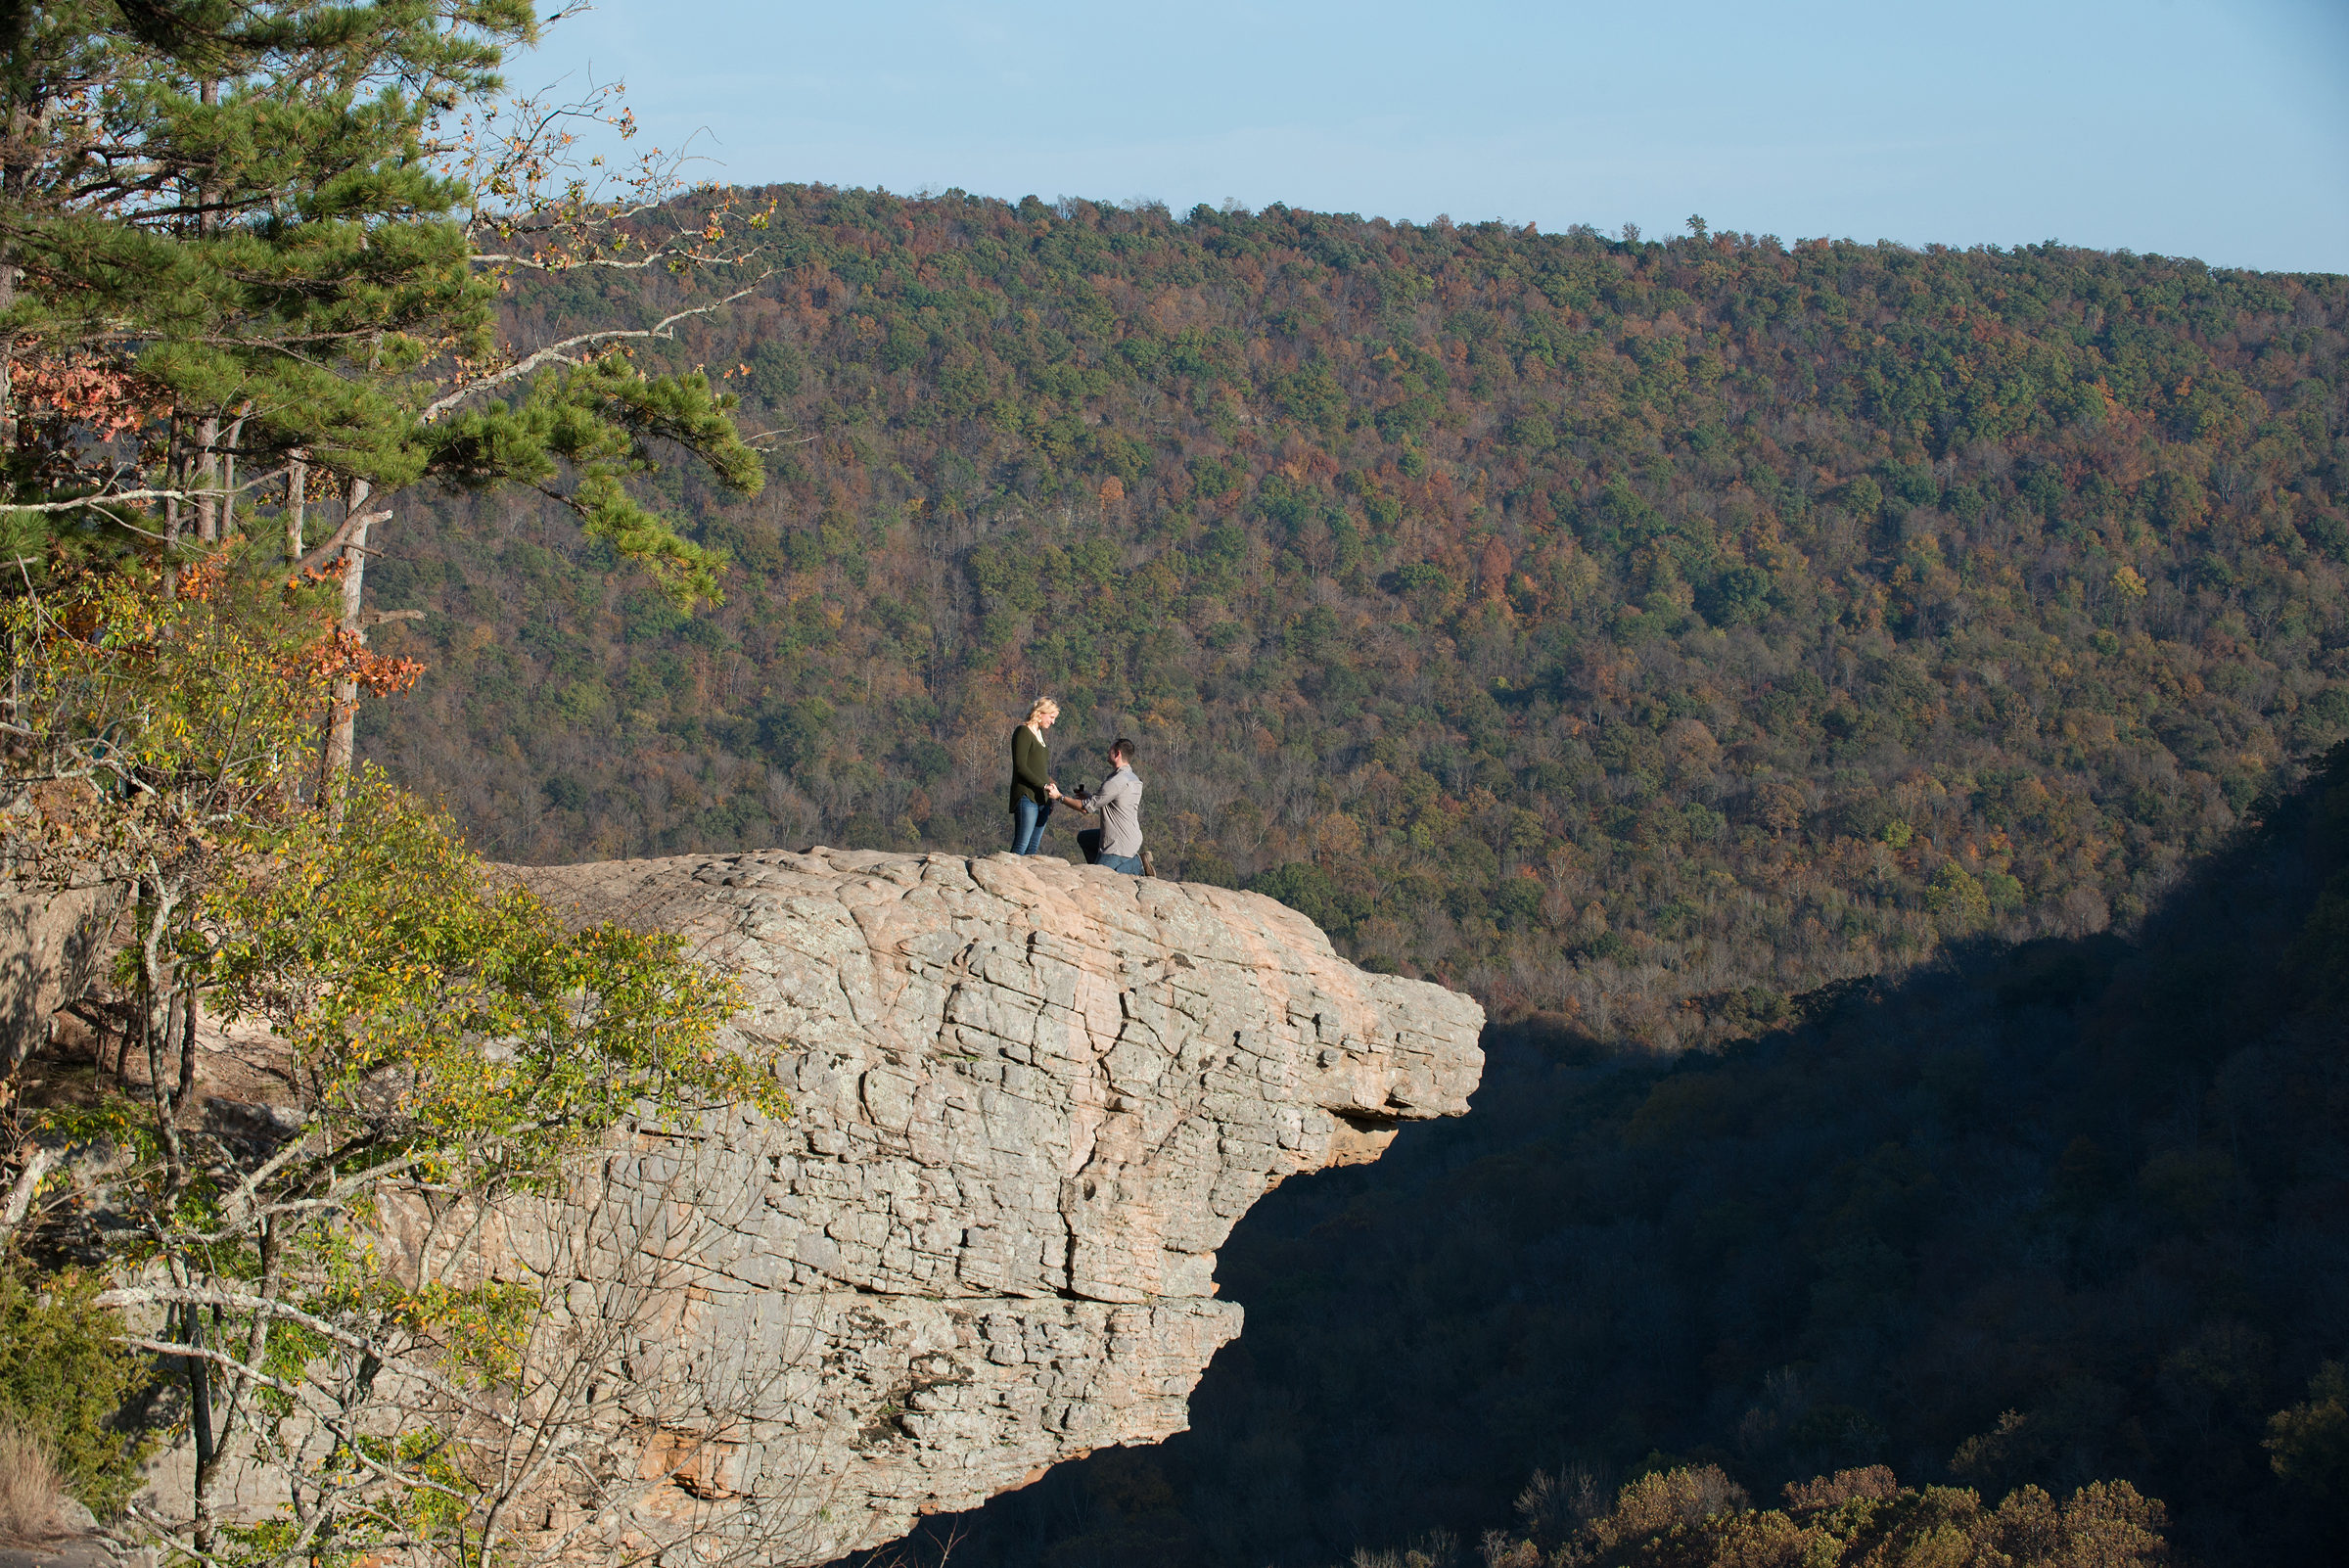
[362,188,2349,1038]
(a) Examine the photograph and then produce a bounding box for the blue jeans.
[1099,853,1143,876]
[1011,797,1053,854]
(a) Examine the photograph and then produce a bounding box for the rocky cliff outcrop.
[507,848,1485,1564]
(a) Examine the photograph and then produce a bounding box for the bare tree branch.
[0,487,196,512]
[421,277,770,421]
[290,509,392,576]
[117,1339,302,1402]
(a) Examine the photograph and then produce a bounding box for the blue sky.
[530,0,2348,274]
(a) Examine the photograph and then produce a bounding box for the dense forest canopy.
[362,187,2349,1041]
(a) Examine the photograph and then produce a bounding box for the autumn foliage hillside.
[359,189,2349,1038]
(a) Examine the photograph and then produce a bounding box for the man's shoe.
[1141,850,1157,878]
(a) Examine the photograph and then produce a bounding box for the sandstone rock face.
[515,848,1484,1564]
[0,880,122,1075]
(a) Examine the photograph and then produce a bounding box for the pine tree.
[0,0,764,800]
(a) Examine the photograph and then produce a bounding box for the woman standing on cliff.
[1009,697,1062,854]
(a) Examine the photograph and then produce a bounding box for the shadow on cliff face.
[848,744,2349,1568]
[0,883,119,1081]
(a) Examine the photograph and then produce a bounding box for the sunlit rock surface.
[512,847,1485,1564]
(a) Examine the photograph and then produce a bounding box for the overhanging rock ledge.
[510,847,1485,1564]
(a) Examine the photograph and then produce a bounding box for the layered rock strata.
[511,848,1484,1563]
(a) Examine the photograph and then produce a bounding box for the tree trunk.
[320,480,372,825]
[0,99,23,455]
[217,410,246,538]
[138,875,186,1192]
[284,452,307,560]
[0,292,14,457]
[196,414,218,542]
[161,421,183,599]
[187,1301,217,1554]
[175,987,197,1109]
[187,80,221,559]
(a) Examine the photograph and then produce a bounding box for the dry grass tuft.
[0,1417,65,1543]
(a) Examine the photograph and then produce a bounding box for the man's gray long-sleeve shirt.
[1082,764,1144,857]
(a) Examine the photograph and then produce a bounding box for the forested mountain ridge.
[358,188,2349,1040]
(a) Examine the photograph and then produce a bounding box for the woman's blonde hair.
[1027,697,1060,725]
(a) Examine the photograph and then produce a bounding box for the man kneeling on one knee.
[1068,737,1146,874]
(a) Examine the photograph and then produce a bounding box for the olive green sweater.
[1009,723,1051,811]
